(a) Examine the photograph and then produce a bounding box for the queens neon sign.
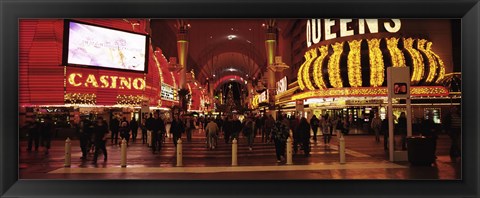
[68,73,146,90]
[306,19,402,47]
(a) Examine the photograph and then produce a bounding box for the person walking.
[26,119,40,152]
[223,116,232,144]
[255,115,264,139]
[321,114,332,145]
[444,107,461,162]
[310,115,319,143]
[130,118,139,143]
[151,112,166,153]
[297,117,311,157]
[119,117,130,146]
[109,116,120,145]
[397,112,407,150]
[205,118,219,150]
[264,114,275,143]
[140,117,148,144]
[92,116,109,164]
[145,113,154,147]
[341,117,350,135]
[231,116,242,142]
[381,115,390,150]
[75,117,90,160]
[40,117,54,155]
[371,112,382,143]
[170,115,185,148]
[243,117,255,151]
[186,117,194,142]
[292,115,301,154]
[422,113,438,158]
[272,114,289,163]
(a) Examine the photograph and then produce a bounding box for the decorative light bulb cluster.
[367,38,384,87]
[116,95,143,106]
[347,40,362,87]
[297,37,447,91]
[64,93,96,105]
[328,42,344,88]
[386,37,406,67]
[303,49,317,90]
[313,45,328,90]
[403,38,425,85]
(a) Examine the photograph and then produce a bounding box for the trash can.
[407,136,435,166]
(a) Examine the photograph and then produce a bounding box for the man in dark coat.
[130,118,139,143]
[231,116,242,142]
[75,116,91,160]
[151,112,166,153]
[92,117,109,164]
[223,116,232,144]
[109,116,120,145]
[297,117,311,157]
[41,117,54,155]
[310,115,319,142]
[422,113,438,158]
[272,114,289,162]
[26,119,40,152]
[170,115,185,148]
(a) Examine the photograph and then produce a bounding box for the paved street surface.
[19,129,461,180]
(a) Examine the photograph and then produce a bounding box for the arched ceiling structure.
[152,19,269,88]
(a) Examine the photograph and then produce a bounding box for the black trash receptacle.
[407,136,435,166]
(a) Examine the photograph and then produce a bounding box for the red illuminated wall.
[19,20,65,106]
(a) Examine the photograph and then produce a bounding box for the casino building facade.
[19,19,210,137]
[269,19,461,132]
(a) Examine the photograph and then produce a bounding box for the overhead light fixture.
[227,35,237,40]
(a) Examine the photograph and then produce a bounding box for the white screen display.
[67,21,147,72]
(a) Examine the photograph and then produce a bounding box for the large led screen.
[64,21,148,72]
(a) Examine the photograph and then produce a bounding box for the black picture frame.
[1,0,479,198]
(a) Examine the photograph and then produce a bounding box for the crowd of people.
[23,107,462,164]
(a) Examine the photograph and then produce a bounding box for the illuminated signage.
[306,19,402,47]
[161,83,176,101]
[259,90,268,102]
[67,73,146,90]
[276,76,287,95]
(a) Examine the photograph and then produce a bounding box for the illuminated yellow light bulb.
[328,42,344,88]
[313,46,328,90]
[347,40,362,87]
[367,38,385,87]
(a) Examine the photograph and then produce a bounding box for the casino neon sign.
[68,73,146,90]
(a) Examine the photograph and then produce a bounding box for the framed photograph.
[1,0,478,197]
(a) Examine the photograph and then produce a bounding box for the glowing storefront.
[275,19,460,128]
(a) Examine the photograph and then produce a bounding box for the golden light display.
[403,38,425,85]
[152,48,164,90]
[347,40,362,87]
[291,86,449,101]
[386,37,406,67]
[116,95,143,106]
[328,42,344,88]
[313,46,328,90]
[427,42,446,84]
[64,93,96,105]
[303,48,318,90]
[297,52,308,90]
[297,37,447,92]
[417,39,437,84]
[367,38,385,87]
